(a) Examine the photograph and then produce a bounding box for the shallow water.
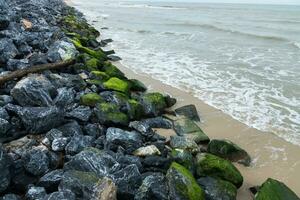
[72,0,300,145]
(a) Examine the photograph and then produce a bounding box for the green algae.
[102,62,125,79]
[80,93,103,106]
[103,77,130,94]
[90,71,110,81]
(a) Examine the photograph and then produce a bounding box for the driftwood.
[0,59,76,85]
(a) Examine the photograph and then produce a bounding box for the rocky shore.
[0,0,299,199]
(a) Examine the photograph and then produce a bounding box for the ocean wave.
[116,3,185,10]
[292,42,300,49]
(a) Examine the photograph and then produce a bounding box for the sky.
[129,0,300,5]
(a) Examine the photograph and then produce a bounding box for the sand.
[64,0,300,198]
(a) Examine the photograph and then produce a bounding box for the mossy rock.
[86,79,103,86]
[170,136,199,154]
[197,176,237,200]
[102,62,125,79]
[167,162,205,200]
[195,153,243,188]
[173,117,210,144]
[72,39,106,63]
[140,92,167,117]
[80,93,103,106]
[90,71,110,81]
[94,102,129,126]
[171,149,195,174]
[255,178,300,200]
[207,139,251,166]
[128,79,147,92]
[126,99,144,120]
[85,58,100,71]
[103,77,130,94]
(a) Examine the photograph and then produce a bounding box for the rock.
[80,93,103,106]
[135,173,169,200]
[65,135,93,155]
[102,62,125,79]
[173,117,209,144]
[53,87,75,108]
[83,123,104,138]
[0,194,21,200]
[90,71,110,81]
[142,156,172,173]
[126,99,144,120]
[43,190,75,200]
[141,117,172,129]
[92,177,117,200]
[6,59,30,71]
[0,118,10,137]
[0,39,18,63]
[11,74,56,107]
[47,73,86,91]
[0,145,12,193]
[170,136,199,154]
[166,162,205,200]
[94,103,129,126]
[0,15,9,30]
[21,19,33,30]
[207,139,251,166]
[197,177,237,200]
[64,147,118,177]
[16,106,63,133]
[112,164,142,199]
[25,186,47,200]
[164,95,177,107]
[133,145,161,157]
[139,93,167,117]
[0,95,13,106]
[45,129,63,143]
[171,149,195,173]
[51,137,69,152]
[47,40,77,62]
[66,106,92,122]
[0,107,9,121]
[22,148,50,176]
[175,105,200,121]
[128,79,147,92]
[255,178,300,200]
[195,153,243,188]
[38,169,64,192]
[57,121,83,137]
[106,128,143,154]
[108,55,122,62]
[103,77,130,94]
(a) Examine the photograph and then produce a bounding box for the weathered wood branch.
[0,59,76,85]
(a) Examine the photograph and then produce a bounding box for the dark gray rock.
[142,156,172,173]
[83,123,104,138]
[0,15,10,30]
[135,173,169,200]
[11,74,56,107]
[51,137,69,152]
[16,106,64,133]
[106,128,143,154]
[115,154,143,172]
[25,186,47,200]
[0,39,18,63]
[170,135,199,153]
[42,190,75,200]
[6,59,30,71]
[38,169,64,192]
[112,164,142,199]
[64,147,119,177]
[197,177,237,200]
[22,148,50,176]
[0,118,10,137]
[57,121,82,137]
[47,73,86,91]
[65,135,93,155]
[0,107,9,120]
[47,40,77,63]
[0,95,13,106]
[45,129,63,143]
[108,55,122,62]
[0,194,21,200]
[66,106,92,122]
[0,144,12,193]
[53,87,75,108]
[175,104,200,121]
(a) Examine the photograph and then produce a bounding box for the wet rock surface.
[0,0,297,199]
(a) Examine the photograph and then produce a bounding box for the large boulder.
[173,117,209,144]
[171,149,195,173]
[135,173,169,200]
[103,77,130,94]
[207,139,251,166]
[66,106,92,122]
[255,178,300,200]
[170,135,199,154]
[0,39,18,64]
[11,74,56,107]
[197,176,237,200]
[94,103,129,126]
[166,162,205,200]
[139,93,167,117]
[47,40,77,62]
[175,105,200,121]
[106,127,143,154]
[38,169,64,192]
[80,93,103,107]
[0,145,12,193]
[195,153,243,188]
[65,135,93,155]
[25,186,47,200]
[42,190,75,200]
[21,148,50,176]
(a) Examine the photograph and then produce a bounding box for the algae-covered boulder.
[72,39,106,63]
[94,102,129,126]
[126,99,144,120]
[85,58,100,71]
[102,62,125,79]
[175,105,200,121]
[140,93,167,117]
[207,139,251,166]
[103,77,130,94]
[90,71,110,81]
[197,176,237,200]
[171,149,195,173]
[80,93,103,106]
[195,153,243,188]
[166,162,205,200]
[129,79,147,92]
[255,178,300,200]
[173,117,209,144]
[170,136,199,154]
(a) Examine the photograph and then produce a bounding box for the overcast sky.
[130,0,300,5]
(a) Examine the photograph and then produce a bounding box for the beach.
[67,0,300,198]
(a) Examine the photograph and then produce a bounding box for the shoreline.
[65,1,300,197]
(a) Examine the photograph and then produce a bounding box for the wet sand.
[65,0,300,198]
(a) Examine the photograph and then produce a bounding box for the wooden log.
[0,59,76,85]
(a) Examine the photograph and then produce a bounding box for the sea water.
[72,0,300,146]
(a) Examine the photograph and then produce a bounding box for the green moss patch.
[103,77,130,94]
[102,62,125,79]
[80,93,103,106]
[90,71,110,81]
[140,92,167,117]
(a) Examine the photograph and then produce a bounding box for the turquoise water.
[72,1,300,145]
